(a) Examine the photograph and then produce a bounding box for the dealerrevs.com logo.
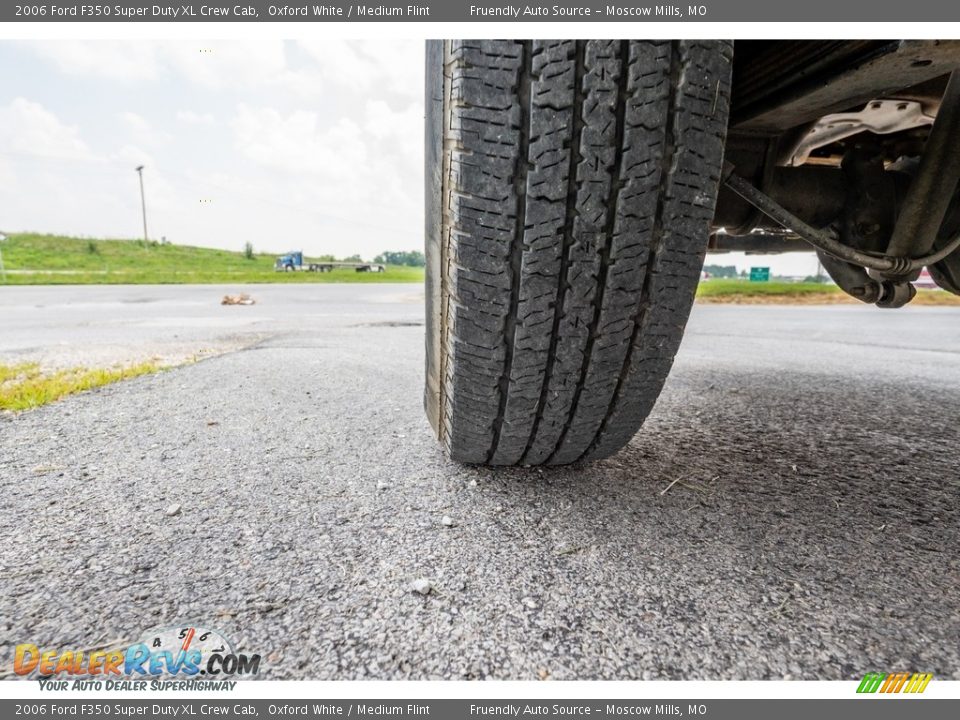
[14,626,260,690]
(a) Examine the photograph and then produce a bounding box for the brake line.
[722,169,960,275]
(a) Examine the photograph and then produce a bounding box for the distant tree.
[374,250,426,267]
[344,254,363,262]
[702,264,738,279]
[243,241,255,260]
[87,240,99,255]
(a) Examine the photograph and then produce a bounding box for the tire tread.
[428,39,733,466]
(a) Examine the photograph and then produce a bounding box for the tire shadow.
[441,367,960,679]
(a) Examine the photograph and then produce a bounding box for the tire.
[425,40,732,466]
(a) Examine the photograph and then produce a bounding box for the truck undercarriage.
[714,40,960,307]
[425,39,960,465]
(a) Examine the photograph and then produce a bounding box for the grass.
[695,279,960,305]
[0,361,164,412]
[0,233,425,285]
[2,233,956,303]
[697,280,846,299]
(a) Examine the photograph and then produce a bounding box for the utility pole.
[135,165,149,243]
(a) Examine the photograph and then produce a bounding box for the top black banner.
[5,0,960,22]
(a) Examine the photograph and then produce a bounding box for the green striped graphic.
[857,673,886,693]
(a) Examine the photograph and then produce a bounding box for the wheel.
[424,40,733,466]
[285,264,294,272]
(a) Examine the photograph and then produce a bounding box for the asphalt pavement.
[1,284,958,680]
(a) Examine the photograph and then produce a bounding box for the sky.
[0,39,819,273]
[0,39,425,260]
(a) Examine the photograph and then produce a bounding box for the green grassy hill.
[0,233,425,285]
[4,233,956,304]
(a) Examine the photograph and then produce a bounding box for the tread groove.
[546,40,629,465]
[487,40,533,464]
[520,40,585,466]
[579,41,681,462]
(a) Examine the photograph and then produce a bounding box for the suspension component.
[883,71,960,274]
[722,166,960,306]
[722,168,960,272]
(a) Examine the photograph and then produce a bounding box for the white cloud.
[23,39,423,104]
[296,39,423,100]
[221,100,422,255]
[120,111,170,145]
[0,97,93,160]
[111,144,153,167]
[1,41,426,257]
[24,41,160,81]
[364,100,420,141]
[0,103,135,238]
[0,156,16,191]
[162,41,288,89]
[231,104,367,178]
[120,111,149,133]
[0,99,180,240]
[27,40,294,92]
[176,110,216,126]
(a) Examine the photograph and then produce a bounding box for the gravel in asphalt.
[1,285,958,680]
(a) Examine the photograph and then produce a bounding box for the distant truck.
[274,251,385,273]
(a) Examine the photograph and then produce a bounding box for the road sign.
[749,267,770,282]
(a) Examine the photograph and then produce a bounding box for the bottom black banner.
[2,699,957,720]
